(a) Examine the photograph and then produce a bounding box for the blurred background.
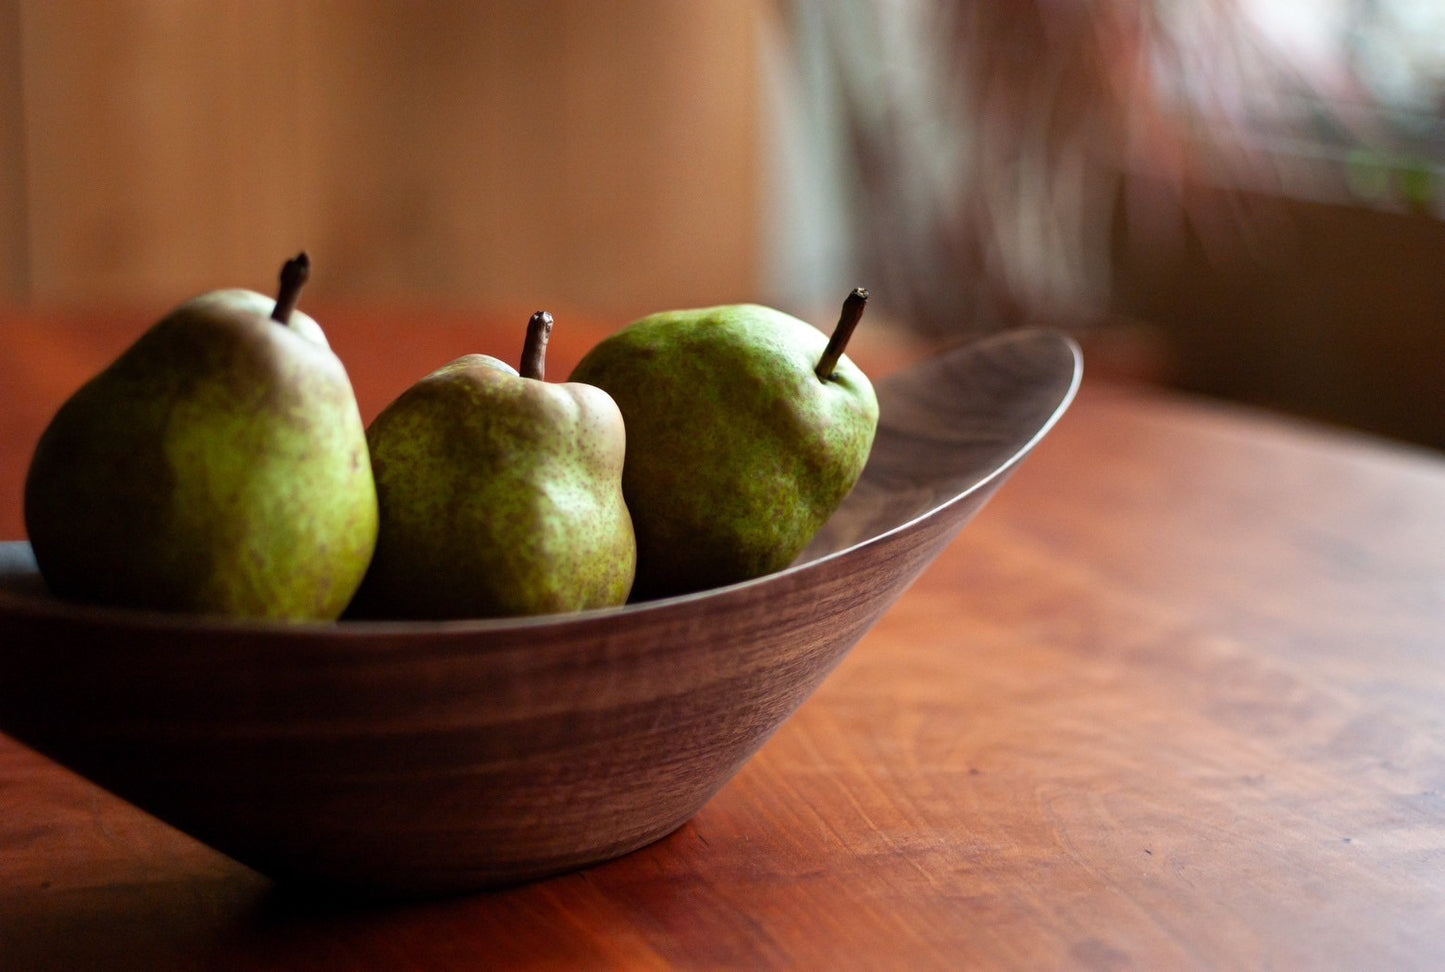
[2,0,1442,448]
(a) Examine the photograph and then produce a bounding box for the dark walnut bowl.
[0,328,1081,900]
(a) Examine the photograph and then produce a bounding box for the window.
[1155,0,1444,212]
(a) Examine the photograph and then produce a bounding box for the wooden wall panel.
[5,1,763,318]
[17,1,305,306]
[0,0,27,302]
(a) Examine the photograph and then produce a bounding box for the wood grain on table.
[2,307,1443,969]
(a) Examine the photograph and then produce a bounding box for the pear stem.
[271,252,311,324]
[520,311,554,380]
[815,287,869,381]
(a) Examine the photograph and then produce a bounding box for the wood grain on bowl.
[0,329,1080,899]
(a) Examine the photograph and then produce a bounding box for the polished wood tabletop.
[2,305,1444,969]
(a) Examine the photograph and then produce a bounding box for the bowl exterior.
[0,496,987,897]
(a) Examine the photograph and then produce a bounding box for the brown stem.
[815,287,869,381]
[520,311,554,380]
[271,252,311,323]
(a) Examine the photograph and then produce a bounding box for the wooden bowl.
[0,328,1081,899]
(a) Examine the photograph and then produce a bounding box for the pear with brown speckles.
[570,290,878,600]
[23,253,378,621]
[350,312,635,619]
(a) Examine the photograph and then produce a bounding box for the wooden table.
[3,306,1444,969]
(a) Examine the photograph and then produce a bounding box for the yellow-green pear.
[569,289,878,599]
[24,254,379,620]
[350,312,635,619]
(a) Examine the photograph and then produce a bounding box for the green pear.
[24,254,379,620]
[350,312,635,619]
[569,289,878,600]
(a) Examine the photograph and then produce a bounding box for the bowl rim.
[0,328,1082,638]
